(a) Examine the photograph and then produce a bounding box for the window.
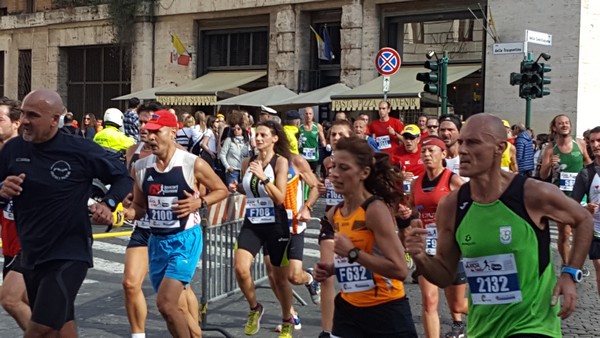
[66,45,131,118]
[300,22,341,92]
[18,50,31,101]
[201,28,268,72]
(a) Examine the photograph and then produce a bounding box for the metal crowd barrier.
[199,193,267,337]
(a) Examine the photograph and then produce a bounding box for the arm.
[334,200,408,280]
[264,156,288,205]
[571,168,589,203]
[449,173,465,191]
[578,139,593,165]
[317,123,327,147]
[405,191,462,288]
[295,156,320,221]
[201,131,215,157]
[125,172,147,220]
[524,178,593,319]
[539,144,555,180]
[219,137,232,171]
[235,159,250,194]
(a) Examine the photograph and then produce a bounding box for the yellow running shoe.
[244,303,264,335]
[278,319,294,338]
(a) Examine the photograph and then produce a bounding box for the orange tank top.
[332,196,405,307]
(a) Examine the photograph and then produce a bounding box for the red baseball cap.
[145,110,178,131]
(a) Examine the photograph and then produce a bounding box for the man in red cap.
[125,110,228,337]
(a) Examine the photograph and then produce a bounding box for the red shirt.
[392,145,425,178]
[413,169,453,226]
[368,118,404,155]
[1,203,21,257]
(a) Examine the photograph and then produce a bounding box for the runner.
[368,100,404,157]
[0,97,30,331]
[540,114,591,266]
[125,110,228,337]
[439,115,467,181]
[572,125,600,295]
[0,89,133,337]
[231,120,294,338]
[401,135,466,338]
[264,153,322,333]
[316,119,353,338]
[393,124,425,193]
[299,107,326,173]
[406,113,593,338]
[314,136,417,337]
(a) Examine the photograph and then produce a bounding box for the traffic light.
[533,62,551,97]
[416,60,440,95]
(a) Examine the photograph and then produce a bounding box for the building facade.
[0,0,597,134]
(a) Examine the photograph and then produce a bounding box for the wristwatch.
[561,266,583,283]
[261,177,271,185]
[200,197,208,210]
[102,197,117,212]
[348,248,361,264]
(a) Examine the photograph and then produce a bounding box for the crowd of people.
[0,91,597,338]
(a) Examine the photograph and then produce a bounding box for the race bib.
[403,176,417,193]
[376,135,391,149]
[334,254,375,293]
[559,172,577,192]
[325,179,343,206]
[302,147,317,160]
[246,197,275,224]
[463,253,522,305]
[425,223,437,256]
[147,196,178,228]
[2,200,14,220]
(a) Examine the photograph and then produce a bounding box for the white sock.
[305,272,314,285]
[132,334,146,338]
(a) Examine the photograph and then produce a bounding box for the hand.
[397,204,413,220]
[227,167,235,173]
[403,171,415,181]
[317,180,326,195]
[314,261,334,282]
[387,126,396,136]
[404,227,428,259]
[173,191,199,218]
[0,174,26,199]
[552,273,578,319]
[122,193,133,209]
[248,160,266,180]
[297,206,311,222]
[551,155,560,166]
[334,234,354,257]
[90,202,114,225]
[228,180,238,193]
[585,202,598,215]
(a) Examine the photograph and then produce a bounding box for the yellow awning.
[331,65,481,111]
[155,70,266,106]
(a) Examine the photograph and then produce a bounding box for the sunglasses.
[427,125,439,129]
[403,134,419,140]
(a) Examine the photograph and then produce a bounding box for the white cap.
[260,105,277,115]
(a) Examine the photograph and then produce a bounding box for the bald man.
[406,113,592,338]
[0,89,133,337]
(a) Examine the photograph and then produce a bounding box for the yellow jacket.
[93,126,135,152]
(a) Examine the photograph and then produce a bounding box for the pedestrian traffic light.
[533,62,551,97]
[416,60,440,95]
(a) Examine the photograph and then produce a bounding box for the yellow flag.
[172,32,186,56]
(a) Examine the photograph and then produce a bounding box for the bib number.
[463,253,522,305]
[334,255,375,293]
[559,172,577,192]
[302,147,317,160]
[246,197,275,224]
[147,196,178,228]
[325,179,343,206]
[376,135,391,150]
[425,223,437,256]
[2,200,14,220]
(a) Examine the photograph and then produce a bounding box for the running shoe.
[444,320,466,338]
[305,268,321,304]
[278,317,295,338]
[318,331,332,338]
[244,303,264,335]
[275,313,301,332]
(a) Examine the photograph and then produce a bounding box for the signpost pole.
[525,51,533,128]
[375,47,401,104]
[441,50,449,116]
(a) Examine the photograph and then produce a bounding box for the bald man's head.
[463,113,506,143]
[458,113,507,177]
[20,89,64,143]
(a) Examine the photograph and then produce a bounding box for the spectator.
[175,114,197,150]
[123,97,140,143]
[219,121,251,186]
[61,112,79,135]
[79,113,97,140]
[514,123,534,176]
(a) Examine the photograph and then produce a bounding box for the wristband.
[304,203,313,212]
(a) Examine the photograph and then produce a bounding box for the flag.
[310,25,330,61]
[322,25,335,61]
[171,32,191,66]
